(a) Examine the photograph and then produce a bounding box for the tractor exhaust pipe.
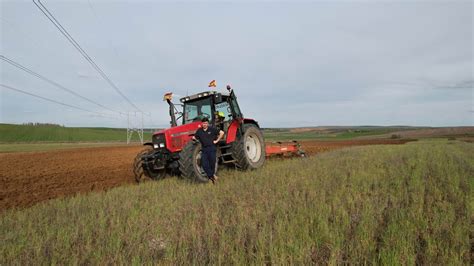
[163,93,177,127]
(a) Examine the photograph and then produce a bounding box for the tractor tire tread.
[231,124,266,170]
[178,141,211,183]
[133,147,152,182]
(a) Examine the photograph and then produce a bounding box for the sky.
[0,0,472,128]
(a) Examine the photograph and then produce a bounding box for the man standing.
[192,117,224,183]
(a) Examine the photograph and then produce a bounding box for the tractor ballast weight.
[133,85,303,183]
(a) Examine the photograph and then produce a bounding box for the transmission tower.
[127,112,144,144]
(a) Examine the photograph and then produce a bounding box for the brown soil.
[0,145,143,211]
[0,139,413,211]
[301,139,415,155]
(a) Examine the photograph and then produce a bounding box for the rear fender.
[243,118,260,128]
[226,120,241,144]
[225,118,260,144]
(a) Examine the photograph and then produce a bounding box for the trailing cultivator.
[266,141,305,158]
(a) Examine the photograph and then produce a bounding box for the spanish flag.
[163,92,173,101]
[208,80,217,87]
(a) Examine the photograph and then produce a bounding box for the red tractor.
[133,85,303,183]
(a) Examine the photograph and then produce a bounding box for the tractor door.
[229,96,243,119]
[214,100,233,133]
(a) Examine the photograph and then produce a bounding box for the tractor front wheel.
[178,141,218,183]
[133,147,166,183]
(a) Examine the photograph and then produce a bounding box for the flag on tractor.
[163,92,173,101]
[208,80,217,87]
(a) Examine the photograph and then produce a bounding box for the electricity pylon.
[127,112,144,144]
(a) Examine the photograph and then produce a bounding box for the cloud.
[432,80,474,90]
[1,1,472,127]
[76,71,98,79]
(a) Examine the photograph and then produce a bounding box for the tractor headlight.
[153,143,165,149]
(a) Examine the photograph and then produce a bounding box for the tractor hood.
[152,121,202,152]
[153,121,202,136]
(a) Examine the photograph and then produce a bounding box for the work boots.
[209,175,218,184]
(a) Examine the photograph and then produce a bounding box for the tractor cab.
[162,85,243,130]
[179,90,242,132]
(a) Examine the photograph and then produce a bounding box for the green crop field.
[1,140,471,264]
[0,123,153,143]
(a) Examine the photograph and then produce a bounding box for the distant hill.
[262,126,474,141]
[376,127,474,139]
[262,126,418,141]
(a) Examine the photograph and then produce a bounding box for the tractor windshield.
[183,97,213,124]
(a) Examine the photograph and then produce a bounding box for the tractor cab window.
[231,97,242,118]
[183,97,213,124]
[215,102,232,122]
[215,101,233,132]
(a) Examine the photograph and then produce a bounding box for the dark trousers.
[201,146,216,178]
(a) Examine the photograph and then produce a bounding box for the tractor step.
[219,144,232,149]
[220,151,236,164]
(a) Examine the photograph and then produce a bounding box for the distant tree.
[23,122,62,127]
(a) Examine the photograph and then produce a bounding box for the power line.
[0,83,119,120]
[32,0,142,113]
[86,0,120,59]
[0,55,124,116]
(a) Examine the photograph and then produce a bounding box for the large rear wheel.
[133,147,166,183]
[178,141,218,183]
[232,124,266,170]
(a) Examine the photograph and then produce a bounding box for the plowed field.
[0,139,412,210]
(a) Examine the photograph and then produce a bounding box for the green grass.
[0,123,152,143]
[1,140,472,264]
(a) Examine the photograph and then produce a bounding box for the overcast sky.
[1,0,472,128]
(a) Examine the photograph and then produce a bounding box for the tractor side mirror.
[214,93,223,103]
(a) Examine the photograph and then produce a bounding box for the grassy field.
[1,140,471,264]
[0,123,152,143]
